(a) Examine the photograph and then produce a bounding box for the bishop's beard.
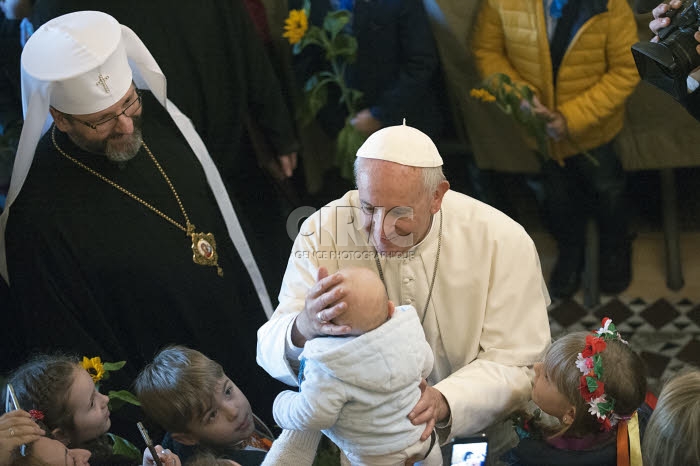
[69,116,144,163]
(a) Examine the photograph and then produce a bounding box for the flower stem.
[331,58,356,115]
[319,31,356,116]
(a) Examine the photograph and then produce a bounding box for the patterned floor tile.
[640,351,672,379]
[640,299,681,329]
[594,298,633,324]
[676,338,700,367]
[546,294,700,395]
[688,304,700,328]
[548,299,587,328]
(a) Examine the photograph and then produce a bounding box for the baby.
[273,266,440,465]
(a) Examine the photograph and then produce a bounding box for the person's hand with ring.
[0,410,45,464]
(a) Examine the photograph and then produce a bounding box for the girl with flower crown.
[504,318,651,466]
[5,353,165,465]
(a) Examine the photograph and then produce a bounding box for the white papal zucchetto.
[356,120,443,168]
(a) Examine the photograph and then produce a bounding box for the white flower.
[587,395,608,419]
[576,354,592,374]
[596,318,614,337]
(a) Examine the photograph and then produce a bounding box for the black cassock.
[5,92,285,422]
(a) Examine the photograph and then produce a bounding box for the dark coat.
[0,12,23,135]
[290,0,445,138]
[32,0,299,179]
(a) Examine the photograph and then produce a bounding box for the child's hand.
[530,96,568,141]
[142,445,181,466]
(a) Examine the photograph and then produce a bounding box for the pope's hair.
[642,369,700,466]
[354,157,446,196]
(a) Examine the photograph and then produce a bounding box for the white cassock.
[257,189,551,439]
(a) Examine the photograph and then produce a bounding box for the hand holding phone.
[137,422,163,466]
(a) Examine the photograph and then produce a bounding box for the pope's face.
[356,159,441,254]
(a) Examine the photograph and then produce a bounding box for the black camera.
[632,0,700,100]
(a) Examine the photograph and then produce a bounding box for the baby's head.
[532,322,646,437]
[329,267,393,335]
[642,369,700,466]
[8,354,111,447]
[134,346,254,449]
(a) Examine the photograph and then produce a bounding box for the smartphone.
[137,422,163,466]
[450,435,488,466]
[5,383,20,413]
[6,384,28,456]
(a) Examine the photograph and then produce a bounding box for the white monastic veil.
[0,12,274,317]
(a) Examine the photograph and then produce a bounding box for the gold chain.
[374,209,442,325]
[51,125,191,233]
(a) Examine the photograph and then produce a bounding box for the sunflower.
[469,88,496,103]
[283,9,308,45]
[81,356,105,383]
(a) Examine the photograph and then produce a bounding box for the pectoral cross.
[96,73,111,93]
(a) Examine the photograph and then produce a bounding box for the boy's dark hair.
[134,346,224,433]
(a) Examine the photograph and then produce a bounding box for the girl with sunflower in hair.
[7,353,142,464]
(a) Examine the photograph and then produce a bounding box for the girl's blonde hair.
[542,331,646,437]
[642,369,700,466]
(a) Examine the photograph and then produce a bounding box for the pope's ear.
[49,107,71,132]
[430,180,450,214]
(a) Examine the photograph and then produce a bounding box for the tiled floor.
[487,168,700,395]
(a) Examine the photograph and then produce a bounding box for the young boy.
[272,267,440,465]
[134,346,274,465]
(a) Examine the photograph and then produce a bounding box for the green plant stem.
[319,31,356,116]
[330,57,355,115]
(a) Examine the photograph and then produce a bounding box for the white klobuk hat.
[0,11,273,316]
[356,120,443,167]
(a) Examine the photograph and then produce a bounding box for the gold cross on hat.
[96,73,111,93]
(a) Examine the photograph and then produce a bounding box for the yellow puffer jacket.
[472,0,640,162]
